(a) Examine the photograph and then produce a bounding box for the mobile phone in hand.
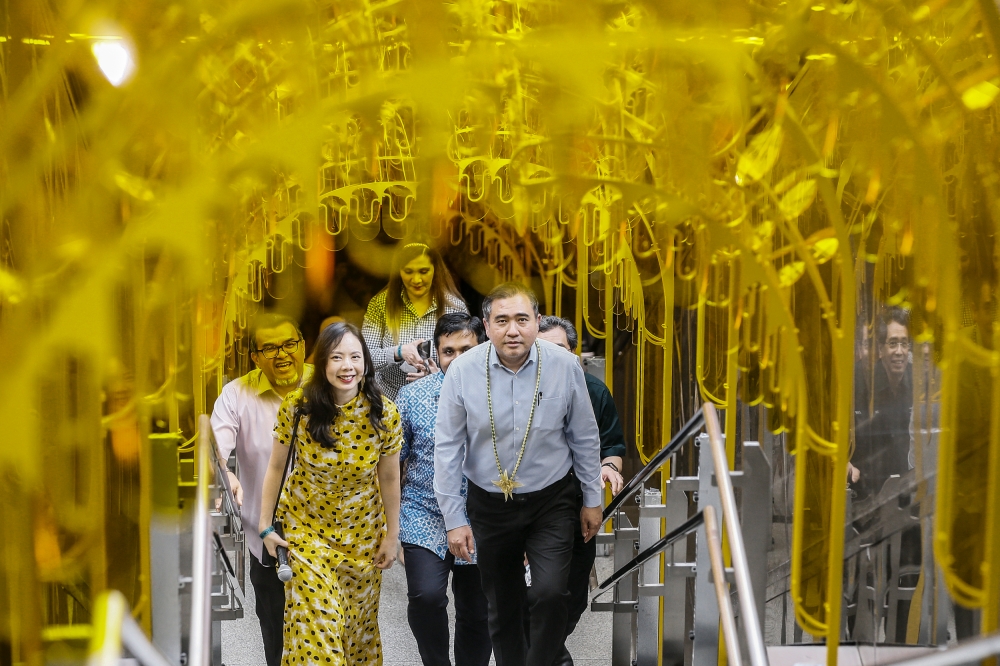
[417,340,432,360]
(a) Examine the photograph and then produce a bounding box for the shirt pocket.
[533,394,567,434]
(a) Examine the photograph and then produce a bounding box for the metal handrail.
[602,410,706,522]
[703,403,769,666]
[876,631,1000,666]
[121,614,174,666]
[209,431,242,532]
[704,505,741,665]
[86,590,172,666]
[594,511,705,594]
[208,422,246,597]
[87,590,126,666]
[189,416,215,666]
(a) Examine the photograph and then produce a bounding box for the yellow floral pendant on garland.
[492,469,524,501]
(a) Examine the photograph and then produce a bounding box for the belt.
[468,471,574,503]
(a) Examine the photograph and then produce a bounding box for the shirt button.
[515,427,519,431]
[515,401,519,405]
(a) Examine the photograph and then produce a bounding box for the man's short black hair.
[482,282,539,321]
[538,315,578,351]
[434,312,486,348]
[875,307,910,345]
[249,313,302,352]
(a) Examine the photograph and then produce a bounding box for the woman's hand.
[263,530,289,558]
[400,340,427,372]
[374,535,399,570]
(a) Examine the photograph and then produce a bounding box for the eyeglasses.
[255,339,302,359]
[884,338,911,351]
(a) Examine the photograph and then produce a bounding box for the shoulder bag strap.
[271,407,302,524]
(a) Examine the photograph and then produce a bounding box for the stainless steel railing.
[703,505,741,665]
[593,512,705,594]
[593,403,770,666]
[86,590,173,666]
[207,416,246,614]
[703,403,769,666]
[189,417,215,666]
[88,416,241,666]
[601,409,705,522]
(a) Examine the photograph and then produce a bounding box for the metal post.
[637,489,662,666]
[704,404,770,666]
[149,433,183,665]
[693,433,721,666]
[612,511,637,666]
[740,443,773,627]
[663,474,697,666]
[189,418,214,666]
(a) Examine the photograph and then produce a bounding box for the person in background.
[258,322,402,665]
[362,242,468,400]
[210,313,311,666]
[536,316,625,666]
[396,313,492,666]
[435,282,602,666]
[852,307,913,501]
[305,315,345,364]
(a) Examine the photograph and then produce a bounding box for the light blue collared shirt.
[434,339,602,531]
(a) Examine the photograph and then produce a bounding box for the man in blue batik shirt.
[396,312,492,666]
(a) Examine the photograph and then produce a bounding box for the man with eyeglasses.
[210,313,312,666]
[852,307,913,501]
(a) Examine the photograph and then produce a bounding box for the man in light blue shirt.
[434,282,602,666]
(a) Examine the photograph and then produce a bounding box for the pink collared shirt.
[211,365,313,561]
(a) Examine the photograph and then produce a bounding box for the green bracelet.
[259,525,275,539]
[396,344,402,362]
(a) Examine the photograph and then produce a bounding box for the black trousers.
[249,552,286,666]
[467,474,577,666]
[402,543,492,666]
[522,477,594,665]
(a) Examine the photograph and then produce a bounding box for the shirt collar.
[254,363,314,396]
[489,341,538,374]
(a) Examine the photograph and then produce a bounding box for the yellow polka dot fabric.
[273,388,403,666]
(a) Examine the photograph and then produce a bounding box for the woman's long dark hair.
[301,322,386,449]
[382,243,461,341]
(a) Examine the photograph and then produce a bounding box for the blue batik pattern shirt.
[396,372,475,564]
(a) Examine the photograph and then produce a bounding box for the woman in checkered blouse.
[361,243,467,400]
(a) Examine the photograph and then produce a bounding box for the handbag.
[260,406,302,568]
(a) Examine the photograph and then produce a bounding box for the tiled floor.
[222,552,614,665]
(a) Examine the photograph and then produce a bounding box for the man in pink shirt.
[211,313,312,666]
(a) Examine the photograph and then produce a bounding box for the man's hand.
[447,525,476,563]
[847,462,861,484]
[228,471,244,507]
[600,465,624,496]
[217,472,243,511]
[581,506,603,543]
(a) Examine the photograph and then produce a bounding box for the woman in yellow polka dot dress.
[259,322,402,666]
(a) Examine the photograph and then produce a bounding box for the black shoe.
[552,645,574,666]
